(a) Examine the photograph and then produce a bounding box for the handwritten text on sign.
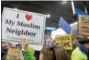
[78,15,89,36]
[56,35,72,50]
[2,7,46,45]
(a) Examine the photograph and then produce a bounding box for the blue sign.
[75,8,88,15]
[59,17,71,34]
[46,27,56,31]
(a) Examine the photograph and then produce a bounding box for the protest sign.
[78,15,89,36]
[56,34,72,50]
[6,48,19,60]
[2,7,46,50]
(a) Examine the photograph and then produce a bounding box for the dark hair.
[79,38,89,44]
[52,48,56,60]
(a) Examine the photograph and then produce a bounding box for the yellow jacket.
[71,47,87,60]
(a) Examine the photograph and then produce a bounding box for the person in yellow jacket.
[71,37,89,60]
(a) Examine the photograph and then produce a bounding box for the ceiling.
[1,1,89,28]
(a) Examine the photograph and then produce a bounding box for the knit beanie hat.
[44,38,56,48]
[79,38,89,44]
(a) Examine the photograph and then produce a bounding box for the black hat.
[79,38,89,44]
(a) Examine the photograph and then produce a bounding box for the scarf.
[79,44,89,59]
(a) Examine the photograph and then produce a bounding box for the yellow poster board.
[6,48,19,60]
[56,34,72,50]
[78,15,89,36]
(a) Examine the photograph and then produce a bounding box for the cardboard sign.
[78,15,89,36]
[2,7,46,45]
[6,48,19,60]
[56,34,72,50]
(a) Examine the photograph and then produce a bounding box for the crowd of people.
[39,36,89,60]
[1,35,89,60]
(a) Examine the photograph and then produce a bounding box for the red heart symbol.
[25,14,32,21]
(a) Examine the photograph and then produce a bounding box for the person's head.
[83,42,89,49]
[16,44,22,50]
[40,45,70,60]
[54,45,70,60]
[39,38,55,60]
[40,41,70,60]
[2,42,9,49]
[44,38,55,48]
[79,37,89,49]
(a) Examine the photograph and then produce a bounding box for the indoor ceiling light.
[46,14,51,18]
[61,0,68,5]
[62,0,68,1]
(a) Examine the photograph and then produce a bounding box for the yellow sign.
[6,48,19,60]
[78,15,89,36]
[56,34,72,50]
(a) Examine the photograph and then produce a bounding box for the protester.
[71,36,89,60]
[23,42,36,60]
[1,42,9,60]
[39,38,70,60]
[24,47,36,60]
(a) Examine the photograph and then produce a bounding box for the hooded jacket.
[71,47,88,60]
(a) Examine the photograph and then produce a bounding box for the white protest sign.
[2,7,46,49]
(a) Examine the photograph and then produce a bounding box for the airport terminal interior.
[1,1,89,60]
